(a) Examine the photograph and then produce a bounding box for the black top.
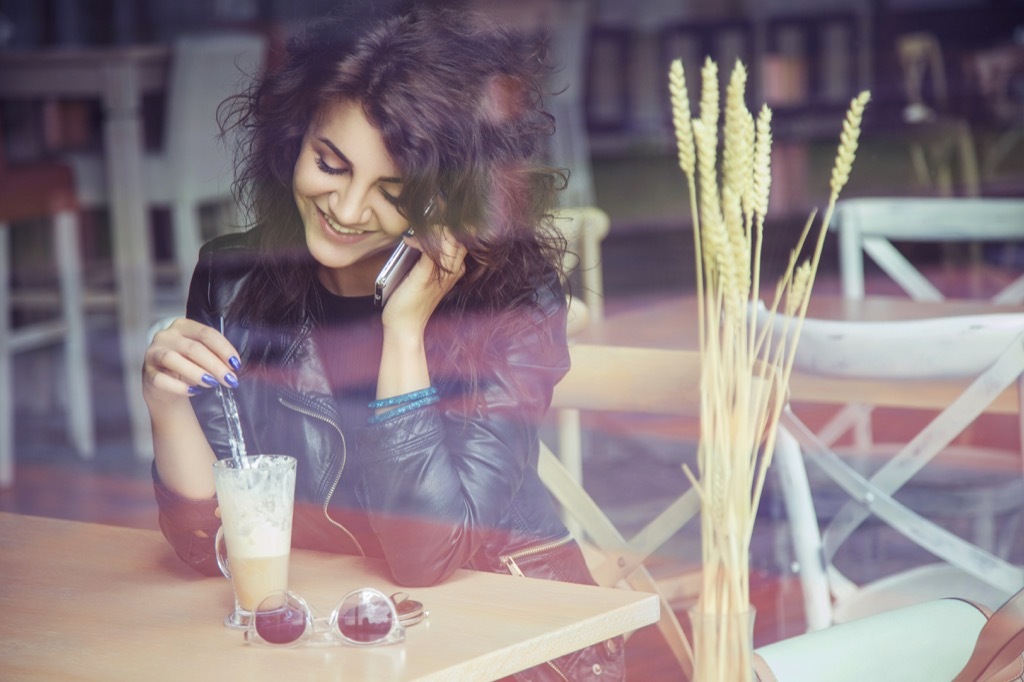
[312,277,382,418]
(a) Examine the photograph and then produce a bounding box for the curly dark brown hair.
[218,3,570,391]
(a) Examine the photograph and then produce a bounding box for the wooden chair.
[0,142,94,487]
[539,343,702,679]
[895,32,981,197]
[766,309,1024,632]
[968,44,1024,180]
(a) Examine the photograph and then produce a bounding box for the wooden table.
[0,513,658,681]
[0,46,171,458]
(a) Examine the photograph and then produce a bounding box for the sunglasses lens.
[254,594,306,645]
[337,591,395,643]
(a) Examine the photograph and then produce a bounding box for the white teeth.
[320,209,364,235]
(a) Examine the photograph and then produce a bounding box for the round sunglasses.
[244,588,424,647]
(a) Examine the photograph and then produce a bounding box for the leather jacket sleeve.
[355,273,570,587]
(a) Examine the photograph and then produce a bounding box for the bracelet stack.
[367,386,439,424]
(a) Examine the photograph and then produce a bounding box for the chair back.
[552,206,610,322]
[783,312,1024,382]
[896,32,948,120]
[164,32,266,204]
[754,590,1024,682]
[753,598,988,681]
[832,197,1024,304]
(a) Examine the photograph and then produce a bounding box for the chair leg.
[54,209,95,459]
[537,445,695,678]
[556,407,584,539]
[955,121,981,197]
[0,222,13,487]
[773,424,833,631]
[782,406,1024,596]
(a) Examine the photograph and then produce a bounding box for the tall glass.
[213,455,296,629]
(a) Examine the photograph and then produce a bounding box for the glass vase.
[688,605,757,682]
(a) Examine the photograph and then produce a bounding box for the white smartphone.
[374,240,420,309]
[373,195,438,309]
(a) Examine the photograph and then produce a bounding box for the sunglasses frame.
[244,587,406,648]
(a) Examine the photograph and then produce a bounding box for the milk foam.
[214,456,296,559]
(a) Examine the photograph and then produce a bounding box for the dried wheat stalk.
[670,56,869,682]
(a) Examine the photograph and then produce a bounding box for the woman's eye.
[314,155,346,176]
[379,188,400,207]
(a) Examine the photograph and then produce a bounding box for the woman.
[142,5,624,680]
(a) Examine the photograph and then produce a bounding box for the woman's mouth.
[317,207,367,239]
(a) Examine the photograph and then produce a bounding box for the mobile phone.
[374,240,420,308]
[373,195,438,308]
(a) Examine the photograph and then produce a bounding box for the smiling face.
[292,99,409,296]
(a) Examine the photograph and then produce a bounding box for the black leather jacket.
[154,231,576,587]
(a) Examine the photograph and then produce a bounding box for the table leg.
[101,60,155,459]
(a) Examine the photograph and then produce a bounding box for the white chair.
[549,206,611,500]
[823,197,1024,452]
[1,155,94,488]
[539,343,704,679]
[67,32,266,303]
[753,591,1024,681]
[833,197,1024,305]
[766,308,1024,632]
[553,205,610,324]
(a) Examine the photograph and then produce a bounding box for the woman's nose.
[329,186,371,226]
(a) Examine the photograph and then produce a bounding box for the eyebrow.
[317,137,403,184]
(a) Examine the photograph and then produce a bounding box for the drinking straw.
[219,316,249,467]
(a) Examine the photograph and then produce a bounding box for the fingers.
[403,226,466,277]
[380,226,468,334]
[143,318,242,400]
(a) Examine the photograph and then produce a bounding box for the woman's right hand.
[142,318,241,409]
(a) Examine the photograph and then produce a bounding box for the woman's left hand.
[380,228,467,336]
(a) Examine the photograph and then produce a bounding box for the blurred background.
[1,0,1022,672]
[3,0,1021,296]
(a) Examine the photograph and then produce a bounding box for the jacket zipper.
[543,661,571,682]
[279,396,365,557]
[498,532,574,577]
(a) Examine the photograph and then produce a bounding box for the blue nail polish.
[224,373,239,389]
[187,386,201,396]
[228,356,242,371]
[201,373,218,387]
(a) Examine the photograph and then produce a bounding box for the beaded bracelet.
[367,394,441,425]
[368,386,438,410]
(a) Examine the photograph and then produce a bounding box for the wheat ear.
[670,58,706,358]
[830,91,871,201]
[669,59,696,179]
